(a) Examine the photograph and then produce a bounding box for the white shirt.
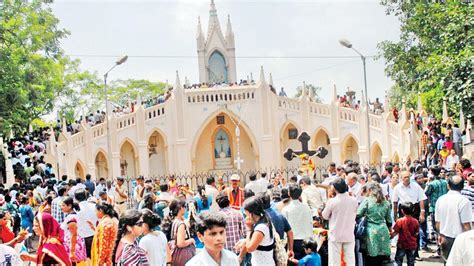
[76,201,98,238]
[251,223,275,266]
[446,230,474,266]
[205,184,219,211]
[257,178,270,192]
[445,155,459,170]
[435,190,472,238]
[301,185,326,216]
[186,248,239,266]
[348,182,364,203]
[282,200,313,240]
[139,231,168,266]
[245,180,264,194]
[392,182,427,204]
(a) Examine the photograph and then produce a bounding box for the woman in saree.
[90,202,119,266]
[20,212,71,266]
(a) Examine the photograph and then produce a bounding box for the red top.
[393,215,419,250]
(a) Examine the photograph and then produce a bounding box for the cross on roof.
[283,132,329,161]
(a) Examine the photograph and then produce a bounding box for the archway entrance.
[192,112,257,173]
[370,143,383,165]
[95,151,108,179]
[280,122,300,170]
[75,161,86,179]
[392,152,400,163]
[148,131,167,177]
[120,140,138,177]
[313,128,331,169]
[342,135,359,163]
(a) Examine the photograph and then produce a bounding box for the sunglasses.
[135,221,144,226]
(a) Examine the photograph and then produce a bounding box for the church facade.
[38,1,422,181]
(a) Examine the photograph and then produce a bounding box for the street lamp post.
[104,55,128,179]
[339,39,371,164]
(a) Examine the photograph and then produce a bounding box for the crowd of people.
[0,147,473,265]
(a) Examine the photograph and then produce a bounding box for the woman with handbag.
[162,199,196,266]
[357,181,392,265]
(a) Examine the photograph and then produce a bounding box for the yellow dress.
[91,216,118,266]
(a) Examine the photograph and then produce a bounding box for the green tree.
[378,1,473,122]
[294,84,323,102]
[0,0,70,135]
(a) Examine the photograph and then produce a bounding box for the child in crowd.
[288,237,322,266]
[186,212,239,265]
[391,203,419,266]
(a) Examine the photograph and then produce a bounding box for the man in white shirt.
[392,171,427,222]
[186,212,239,266]
[114,177,128,216]
[204,176,219,211]
[282,183,313,262]
[299,176,326,217]
[245,174,265,194]
[446,230,474,265]
[74,189,98,259]
[257,172,270,193]
[133,176,146,207]
[445,149,459,171]
[346,173,363,203]
[435,175,472,262]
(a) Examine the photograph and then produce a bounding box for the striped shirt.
[461,185,474,221]
[117,242,150,266]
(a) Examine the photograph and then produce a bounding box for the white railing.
[116,113,136,130]
[186,86,256,104]
[339,107,358,123]
[309,102,330,116]
[91,123,107,139]
[278,97,301,111]
[72,131,85,147]
[145,104,166,121]
[369,114,382,129]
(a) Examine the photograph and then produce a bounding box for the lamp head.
[339,39,352,48]
[116,55,128,65]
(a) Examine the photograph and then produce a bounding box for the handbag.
[169,220,196,266]
[355,216,367,239]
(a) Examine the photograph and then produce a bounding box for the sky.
[51,0,401,103]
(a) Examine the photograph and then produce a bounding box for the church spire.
[226,15,233,37]
[207,0,222,40]
[196,16,205,49]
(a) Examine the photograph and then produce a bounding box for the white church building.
[42,1,424,180]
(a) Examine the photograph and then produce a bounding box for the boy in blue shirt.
[288,237,322,266]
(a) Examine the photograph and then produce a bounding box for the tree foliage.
[378,1,473,122]
[0,0,70,135]
[0,1,167,133]
[294,84,323,103]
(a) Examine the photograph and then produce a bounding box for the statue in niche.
[214,129,231,159]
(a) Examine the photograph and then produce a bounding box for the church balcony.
[309,102,330,117]
[339,107,358,123]
[116,112,136,131]
[278,96,301,111]
[185,85,256,104]
[369,113,382,129]
[72,131,85,148]
[145,103,166,121]
[91,122,107,140]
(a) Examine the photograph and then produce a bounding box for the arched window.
[208,51,228,83]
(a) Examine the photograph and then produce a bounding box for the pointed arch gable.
[93,148,108,162]
[279,120,301,141]
[74,160,86,179]
[341,133,360,146]
[312,126,330,139]
[190,109,259,160]
[146,128,168,147]
[119,138,138,158]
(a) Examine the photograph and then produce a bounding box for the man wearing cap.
[225,174,244,210]
[114,177,128,216]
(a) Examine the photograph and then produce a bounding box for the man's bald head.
[448,175,464,191]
